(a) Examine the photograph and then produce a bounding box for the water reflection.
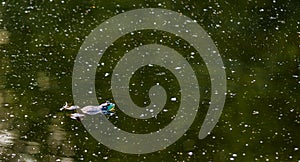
[0,130,15,149]
[0,29,9,44]
[0,91,19,160]
[36,72,51,91]
[26,141,40,155]
[0,74,72,161]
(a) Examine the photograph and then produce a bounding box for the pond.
[0,0,299,161]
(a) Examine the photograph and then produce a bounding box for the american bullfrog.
[60,101,116,120]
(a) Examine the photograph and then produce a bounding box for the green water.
[0,0,299,161]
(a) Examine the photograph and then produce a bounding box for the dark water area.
[0,0,299,161]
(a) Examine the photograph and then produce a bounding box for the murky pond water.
[0,0,299,161]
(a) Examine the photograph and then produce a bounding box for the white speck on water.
[188,152,193,156]
[252,111,259,115]
[104,73,109,77]
[171,97,177,101]
[214,90,219,94]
